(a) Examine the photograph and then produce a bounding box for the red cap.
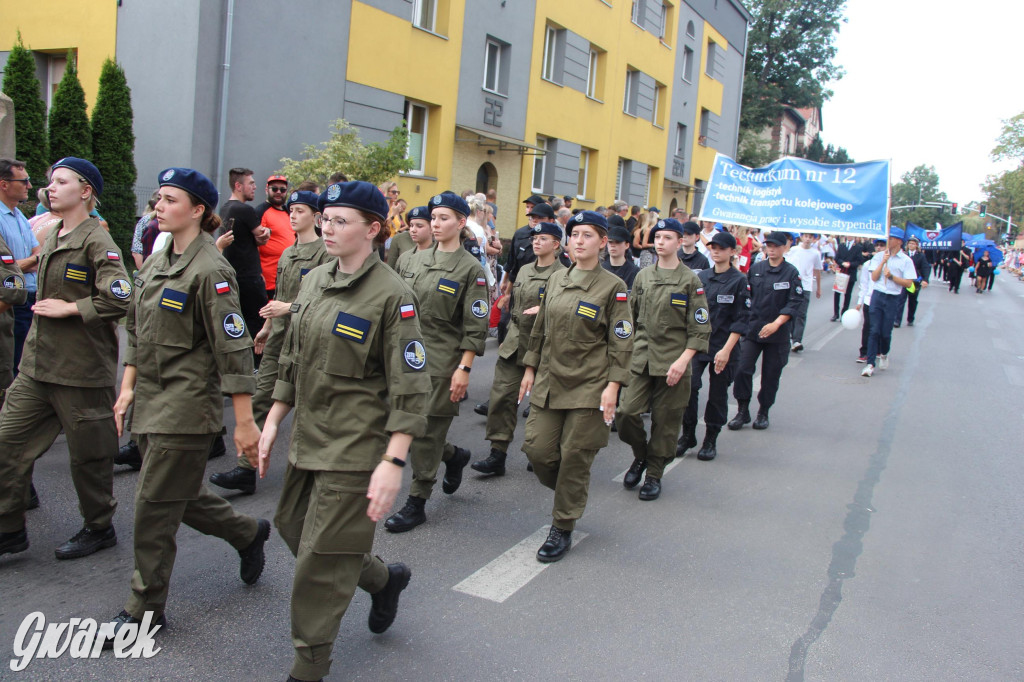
[266,174,287,184]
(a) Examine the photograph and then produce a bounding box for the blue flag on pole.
[912,222,962,250]
[698,154,891,238]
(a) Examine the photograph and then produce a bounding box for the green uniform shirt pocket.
[325,324,373,379]
[660,292,690,330]
[569,299,603,342]
[155,305,194,350]
[304,475,375,555]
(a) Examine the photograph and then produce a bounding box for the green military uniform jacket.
[386,229,415,269]
[524,264,633,409]
[265,239,330,360]
[397,244,488,378]
[0,232,28,391]
[500,260,564,365]
[629,263,710,375]
[273,253,430,471]
[20,217,130,387]
[125,233,255,434]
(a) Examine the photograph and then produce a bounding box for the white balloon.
[841,309,862,330]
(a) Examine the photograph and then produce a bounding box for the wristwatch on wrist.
[381,454,406,468]
[458,364,472,373]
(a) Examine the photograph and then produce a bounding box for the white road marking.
[612,456,684,483]
[452,526,588,603]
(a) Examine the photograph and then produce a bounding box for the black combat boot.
[208,435,227,459]
[239,519,271,585]
[676,423,698,456]
[752,409,770,430]
[385,496,427,533]
[442,447,471,494]
[471,448,507,476]
[209,466,257,495]
[55,526,117,560]
[727,401,751,430]
[622,458,647,489]
[638,476,662,501]
[697,427,720,461]
[536,526,572,563]
[368,563,412,634]
[0,528,28,556]
[114,440,142,470]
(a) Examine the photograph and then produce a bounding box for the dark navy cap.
[429,191,470,218]
[523,194,546,205]
[53,157,103,197]
[286,190,320,212]
[407,205,430,223]
[528,202,555,219]
[764,231,791,246]
[607,215,626,229]
[569,210,608,234]
[650,218,685,237]
[680,220,701,235]
[320,180,389,222]
[648,206,660,213]
[158,167,217,209]
[710,231,737,250]
[531,221,563,240]
[607,225,632,243]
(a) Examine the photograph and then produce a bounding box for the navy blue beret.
[53,157,103,197]
[650,218,685,237]
[286,190,320,211]
[429,191,470,218]
[569,210,608,234]
[680,220,701,235]
[320,180,389,222]
[531,221,563,240]
[158,167,218,209]
[407,205,430,223]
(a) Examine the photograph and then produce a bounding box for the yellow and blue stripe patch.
[437,278,460,296]
[300,268,311,281]
[539,286,545,301]
[670,293,688,307]
[576,300,600,319]
[64,264,91,283]
[333,311,371,344]
[159,287,188,312]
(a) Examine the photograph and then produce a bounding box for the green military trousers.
[409,375,459,501]
[274,463,388,682]
[616,365,691,478]
[522,405,610,531]
[125,433,259,618]
[484,354,526,453]
[0,310,14,400]
[234,350,280,472]
[0,374,117,533]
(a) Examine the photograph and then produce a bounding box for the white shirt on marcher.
[866,249,917,296]
[785,245,822,291]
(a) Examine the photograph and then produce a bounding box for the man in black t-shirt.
[218,168,270,347]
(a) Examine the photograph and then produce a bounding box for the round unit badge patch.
[110,279,132,299]
[471,299,488,318]
[223,312,246,338]
[574,213,584,222]
[694,307,709,324]
[3,274,25,289]
[290,191,299,202]
[614,319,633,339]
[161,169,175,181]
[796,286,803,295]
[326,184,341,201]
[404,340,426,370]
[432,195,442,205]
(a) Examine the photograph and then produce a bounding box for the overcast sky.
[823,0,1024,205]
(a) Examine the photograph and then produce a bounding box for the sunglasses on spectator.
[268,185,289,192]
[5,177,30,184]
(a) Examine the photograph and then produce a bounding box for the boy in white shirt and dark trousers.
[856,240,885,362]
[784,233,822,352]
[861,228,917,377]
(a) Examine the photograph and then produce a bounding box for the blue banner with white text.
[698,154,891,238]
[905,222,962,250]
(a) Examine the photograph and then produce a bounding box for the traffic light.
[980,203,987,217]
[951,202,958,214]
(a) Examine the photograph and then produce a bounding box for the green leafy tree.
[91,58,136,254]
[802,136,825,162]
[736,128,776,167]
[47,51,91,164]
[823,145,853,164]
[1,32,48,186]
[277,119,414,189]
[740,0,847,133]
[991,112,1024,163]
[891,164,950,229]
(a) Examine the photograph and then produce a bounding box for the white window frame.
[616,158,626,202]
[586,49,599,99]
[532,137,548,192]
[483,39,503,95]
[623,70,635,114]
[682,46,694,83]
[405,100,428,176]
[705,40,717,78]
[577,149,590,200]
[644,167,652,206]
[542,27,558,82]
[685,20,695,38]
[676,123,687,156]
[631,0,642,26]
[659,3,668,39]
[652,86,660,126]
[412,0,436,32]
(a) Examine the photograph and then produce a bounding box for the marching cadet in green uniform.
[394,205,434,271]
[616,218,710,501]
[0,158,129,561]
[0,231,28,402]
[257,181,430,682]
[385,192,489,533]
[473,220,565,476]
[385,205,423,268]
[105,168,270,647]
[518,211,633,562]
[209,190,329,495]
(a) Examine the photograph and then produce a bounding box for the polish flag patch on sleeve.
[400,303,416,319]
[476,277,487,286]
[696,287,705,295]
[615,292,628,302]
[106,250,120,261]
[215,281,231,295]
[0,255,13,264]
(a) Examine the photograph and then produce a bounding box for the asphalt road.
[2,271,1023,681]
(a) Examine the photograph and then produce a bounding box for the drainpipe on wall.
[215,0,235,190]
